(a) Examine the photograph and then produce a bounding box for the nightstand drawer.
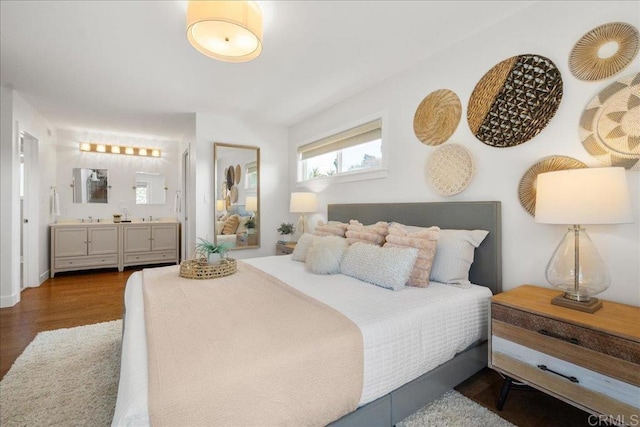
[492,318,640,386]
[492,304,640,366]
[492,337,640,419]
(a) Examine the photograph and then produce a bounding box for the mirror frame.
[214,142,261,250]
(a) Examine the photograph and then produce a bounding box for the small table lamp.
[245,196,257,214]
[535,167,632,313]
[290,192,318,241]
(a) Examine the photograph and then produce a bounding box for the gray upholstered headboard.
[328,201,502,294]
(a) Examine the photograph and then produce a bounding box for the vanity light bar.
[79,143,161,157]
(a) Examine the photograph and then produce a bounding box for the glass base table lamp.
[535,167,632,313]
[290,192,318,242]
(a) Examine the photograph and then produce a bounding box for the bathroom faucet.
[88,216,93,223]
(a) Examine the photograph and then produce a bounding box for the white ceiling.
[1,1,534,141]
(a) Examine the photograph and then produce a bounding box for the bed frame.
[327,201,502,427]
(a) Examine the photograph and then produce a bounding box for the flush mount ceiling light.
[186,1,263,63]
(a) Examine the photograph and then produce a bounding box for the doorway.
[19,130,39,290]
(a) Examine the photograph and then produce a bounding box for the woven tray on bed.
[179,257,237,279]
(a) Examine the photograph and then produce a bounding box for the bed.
[215,205,255,248]
[112,201,502,427]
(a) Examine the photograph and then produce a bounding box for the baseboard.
[39,270,49,284]
[0,292,20,308]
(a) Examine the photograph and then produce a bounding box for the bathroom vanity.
[50,220,179,277]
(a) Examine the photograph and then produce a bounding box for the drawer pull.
[537,364,579,383]
[538,329,579,345]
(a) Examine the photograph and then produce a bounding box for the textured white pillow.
[305,236,348,275]
[429,229,489,288]
[290,233,319,262]
[341,242,418,291]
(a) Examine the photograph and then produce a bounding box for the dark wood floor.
[1,269,592,426]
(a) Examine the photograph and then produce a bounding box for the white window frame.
[244,161,258,190]
[296,114,388,185]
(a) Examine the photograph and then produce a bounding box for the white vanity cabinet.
[122,223,179,268]
[50,224,120,277]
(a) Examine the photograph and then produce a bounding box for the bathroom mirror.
[72,168,108,203]
[135,172,166,204]
[214,143,260,250]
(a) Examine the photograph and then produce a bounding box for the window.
[297,118,382,182]
[244,161,257,190]
[135,182,149,204]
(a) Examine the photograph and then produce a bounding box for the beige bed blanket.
[142,262,364,426]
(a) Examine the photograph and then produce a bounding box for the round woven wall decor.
[427,144,474,196]
[467,54,563,148]
[413,89,461,146]
[226,166,234,189]
[579,72,640,170]
[518,156,587,216]
[569,22,639,81]
[230,186,239,203]
[234,165,241,184]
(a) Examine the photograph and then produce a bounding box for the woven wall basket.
[569,22,639,81]
[235,164,241,184]
[579,72,640,170]
[518,156,587,216]
[427,144,474,196]
[413,89,461,146]
[467,54,563,148]
[226,165,235,189]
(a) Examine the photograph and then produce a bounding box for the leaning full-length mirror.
[214,143,260,250]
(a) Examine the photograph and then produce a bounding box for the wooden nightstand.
[490,285,640,425]
[275,242,296,255]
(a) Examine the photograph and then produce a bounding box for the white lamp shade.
[290,192,318,213]
[186,1,263,63]
[216,199,225,211]
[245,196,257,212]
[535,167,632,225]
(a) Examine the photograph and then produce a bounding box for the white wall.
[55,129,180,222]
[288,1,640,305]
[195,113,289,259]
[1,88,57,307]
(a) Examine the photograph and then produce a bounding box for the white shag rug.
[397,390,516,427]
[1,320,515,427]
[0,320,122,427]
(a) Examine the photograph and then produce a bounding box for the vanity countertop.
[52,219,179,226]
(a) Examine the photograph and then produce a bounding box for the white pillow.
[429,229,489,288]
[235,216,251,234]
[215,220,225,235]
[290,233,319,262]
[341,242,418,291]
[305,236,348,275]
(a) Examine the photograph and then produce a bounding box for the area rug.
[0,320,122,427]
[397,390,516,427]
[1,320,515,426]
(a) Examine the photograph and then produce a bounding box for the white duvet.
[112,255,492,426]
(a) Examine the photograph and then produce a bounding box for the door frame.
[181,147,190,261]
[19,128,39,289]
